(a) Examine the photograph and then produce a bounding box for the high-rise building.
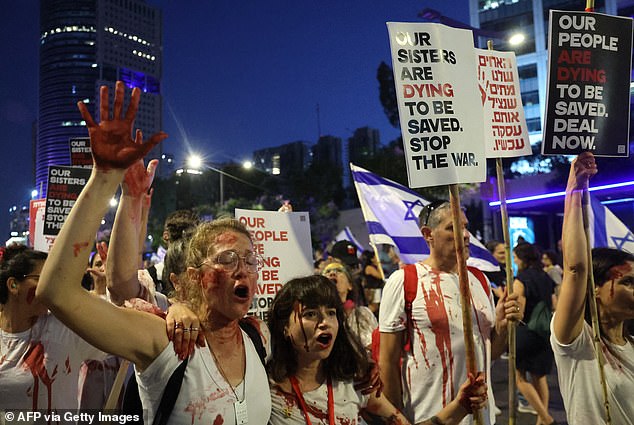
[348,126,380,164]
[252,141,311,177]
[38,0,162,197]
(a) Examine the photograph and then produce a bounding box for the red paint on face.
[421,270,455,405]
[22,342,58,412]
[200,268,218,291]
[215,232,238,245]
[292,302,310,353]
[73,241,89,257]
[213,414,224,425]
[26,287,36,305]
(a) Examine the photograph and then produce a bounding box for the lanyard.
[289,375,334,425]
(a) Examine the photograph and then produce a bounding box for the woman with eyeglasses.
[0,244,108,412]
[36,82,271,424]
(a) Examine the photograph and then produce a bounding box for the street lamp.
[508,32,526,46]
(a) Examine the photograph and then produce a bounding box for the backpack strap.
[467,266,491,298]
[239,318,266,366]
[152,357,189,425]
[403,264,418,354]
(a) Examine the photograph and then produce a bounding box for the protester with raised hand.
[552,152,634,425]
[36,81,270,424]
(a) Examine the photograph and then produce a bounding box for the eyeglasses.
[200,250,260,274]
[322,266,346,276]
[22,274,40,281]
[420,200,448,226]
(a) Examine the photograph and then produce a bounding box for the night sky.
[0,1,469,240]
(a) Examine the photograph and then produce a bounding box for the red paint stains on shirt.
[212,414,224,425]
[184,387,232,425]
[64,356,71,374]
[420,270,454,405]
[410,311,430,369]
[73,241,89,257]
[21,342,58,412]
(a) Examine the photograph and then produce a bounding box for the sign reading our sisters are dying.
[543,10,633,157]
[476,48,531,158]
[235,208,313,322]
[69,137,93,168]
[387,22,486,188]
[44,166,91,236]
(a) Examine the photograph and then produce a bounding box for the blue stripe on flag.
[591,197,608,247]
[392,236,430,255]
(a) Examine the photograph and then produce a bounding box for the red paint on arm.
[73,241,89,257]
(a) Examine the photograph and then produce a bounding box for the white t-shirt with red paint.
[379,263,496,425]
[136,327,271,425]
[0,313,106,412]
[269,378,370,425]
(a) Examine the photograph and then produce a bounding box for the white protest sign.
[29,199,56,252]
[387,22,486,188]
[235,208,313,321]
[476,48,532,158]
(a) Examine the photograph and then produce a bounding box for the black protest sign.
[543,11,633,157]
[44,166,91,236]
[69,137,93,168]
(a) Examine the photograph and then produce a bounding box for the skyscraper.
[37,0,162,197]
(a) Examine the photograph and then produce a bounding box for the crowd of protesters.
[1,83,632,425]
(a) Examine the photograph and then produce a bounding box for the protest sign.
[44,166,91,236]
[69,137,92,168]
[29,199,56,252]
[235,208,313,321]
[476,48,532,157]
[387,22,486,187]
[543,10,633,156]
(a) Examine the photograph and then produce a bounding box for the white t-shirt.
[551,319,634,425]
[269,378,369,425]
[346,306,378,349]
[379,263,496,425]
[0,313,106,412]
[137,328,271,425]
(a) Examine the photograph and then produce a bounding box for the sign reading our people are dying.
[235,208,313,322]
[387,22,486,188]
[476,48,532,158]
[543,10,633,157]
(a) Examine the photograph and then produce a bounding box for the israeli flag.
[351,163,499,271]
[589,196,634,253]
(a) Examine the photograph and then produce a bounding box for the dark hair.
[163,209,200,244]
[267,275,369,383]
[542,250,561,267]
[0,245,47,304]
[360,250,375,269]
[588,248,634,354]
[163,237,190,297]
[513,242,541,270]
[486,240,503,254]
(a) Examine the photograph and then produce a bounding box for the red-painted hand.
[77,81,167,170]
[123,159,158,197]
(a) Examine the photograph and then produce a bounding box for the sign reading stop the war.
[387,22,486,188]
[235,208,313,321]
[543,10,633,156]
[476,48,531,158]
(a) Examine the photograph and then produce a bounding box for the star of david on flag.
[589,195,634,253]
[350,163,498,271]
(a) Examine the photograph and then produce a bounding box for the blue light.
[601,197,634,205]
[489,180,634,206]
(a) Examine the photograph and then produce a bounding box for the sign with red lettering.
[476,49,531,158]
[69,137,93,168]
[387,22,486,187]
[543,10,633,156]
[44,166,91,236]
[29,199,55,252]
[235,208,313,321]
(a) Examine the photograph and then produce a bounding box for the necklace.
[208,338,249,425]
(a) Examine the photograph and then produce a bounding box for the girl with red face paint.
[0,245,108,413]
[267,275,488,425]
[552,152,634,425]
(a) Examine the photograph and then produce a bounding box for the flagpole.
[582,188,612,424]
[449,183,483,425]
[488,38,518,425]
